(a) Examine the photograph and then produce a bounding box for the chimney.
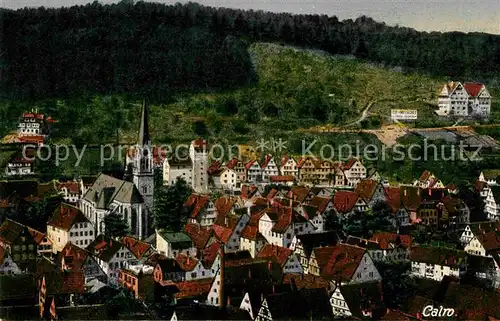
[219,245,225,308]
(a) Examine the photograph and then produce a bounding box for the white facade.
[479,172,499,186]
[5,161,33,176]
[239,235,266,258]
[410,261,460,281]
[163,159,193,186]
[349,253,382,284]
[464,236,487,256]
[485,188,500,221]
[246,161,262,184]
[330,287,352,317]
[261,157,279,182]
[47,219,95,253]
[282,253,303,274]
[156,231,197,259]
[212,168,238,191]
[0,254,22,275]
[190,140,209,193]
[280,157,298,178]
[17,113,44,136]
[92,246,138,285]
[437,82,491,117]
[342,160,367,187]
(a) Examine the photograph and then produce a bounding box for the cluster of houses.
[1,102,500,320]
[2,109,56,177]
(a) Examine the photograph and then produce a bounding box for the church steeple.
[138,100,150,147]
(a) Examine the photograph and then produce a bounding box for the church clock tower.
[133,100,154,212]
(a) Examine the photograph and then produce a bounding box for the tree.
[104,213,130,238]
[323,210,343,231]
[378,262,416,309]
[366,201,396,234]
[153,177,192,231]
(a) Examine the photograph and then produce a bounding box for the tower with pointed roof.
[133,100,154,220]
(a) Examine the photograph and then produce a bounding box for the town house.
[245,160,262,184]
[47,203,95,252]
[479,170,500,186]
[437,81,491,117]
[156,231,197,258]
[256,244,303,274]
[291,231,339,273]
[486,186,500,221]
[410,246,467,281]
[260,155,279,182]
[225,158,247,185]
[279,155,298,179]
[185,194,216,227]
[355,179,386,208]
[341,158,367,187]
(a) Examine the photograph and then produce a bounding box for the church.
[80,101,154,240]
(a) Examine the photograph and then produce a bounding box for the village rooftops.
[86,235,124,262]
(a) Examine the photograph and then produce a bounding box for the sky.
[1,0,499,34]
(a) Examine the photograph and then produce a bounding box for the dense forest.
[1,0,500,100]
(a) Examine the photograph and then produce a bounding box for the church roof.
[82,173,143,207]
[138,100,150,147]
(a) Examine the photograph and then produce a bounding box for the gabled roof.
[59,242,90,270]
[184,223,211,251]
[345,236,380,250]
[290,186,309,203]
[174,278,212,300]
[400,186,421,211]
[256,244,293,267]
[48,203,88,231]
[57,181,80,194]
[191,139,208,151]
[260,154,273,169]
[175,253,198,272]
[82,173,143,207]
[308,196,331,214]
[86,235,125,262]
[282,273,329,289]
[338,281,384,319]
[121,235,151,259]
[384,187,402,213]
[225,158,239,170]
[184,194,210,219]
[333,191,359,214]
[410,246,466,268]
[212,224,233,244]
[355,179,381,202]
[371,232,413,249]
[214,196,236,217]
[296,231,339,257]
[201,241,221,269]
[342,158,359,170]
[463,82,485,97]
[321,244,366,282]
[207,160,222,175]
[244,160,259,171]
[475,230,500,252]
[280,154,296,167]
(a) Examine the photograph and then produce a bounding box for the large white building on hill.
[437,81,491,118]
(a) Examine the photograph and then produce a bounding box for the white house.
[460,221,500,246]
[479,170,500,186]
[17,111,46,136]
[341,158,366,187]
[163,157,193,187]
[437,81,491,117]
[330,281,383,319]
[410,246,466,281]
[47,203,95,252]
[156,230,197,259]
[279,155,298,179]
[56,181,82,204]
[245,160,262,184]
[485,186,500,221]
[260,155,279,182]
[185,194,217,227]
[210,167,238,191]
[239,225,267,258]
[5,153,34,177]
[413,170,444,189]
[0,245,22,275]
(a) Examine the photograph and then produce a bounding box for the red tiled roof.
[57,181,80,194]
[241,185,259,200]
[333,191,358,214]
[260,154,273,169]
[321,244,366,282]
[48,203,88,231]
[207,160,222,175]
[296,158,306,168]
[212,224,233,244]
[185,194,210,219]
[271,208,293,233]
[269,175,295,182]
[214,196,236,217]
[184,223,211,251]
[121,236,151,259]
[463,82,484,97]
[201,241,221,268]
[175,253,198,271]
[192,139,208,151]
[342,158,358,170]
[476,231,500,252]
[291,186,309,203]
[355,179,379,201]
[245,160,258,171]
[400,186,421,212]
[419,170,432,182]
[17,135,45,145]
[240,225,264,241]
[60,243,89,270]
[384,187,402,214]
[256,244,293,267]
[175,278,212,299]
[371,232,413,249]
[410,246,466,268]
[225,158,239,170]
[280,155,290,167]
[311,246,338,272]
[309,196,331,214]
[27,227,47,245]
[282,273,328,289]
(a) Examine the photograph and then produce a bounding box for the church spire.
[138,100,150,147]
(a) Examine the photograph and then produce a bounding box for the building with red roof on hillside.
[437,81,491,118]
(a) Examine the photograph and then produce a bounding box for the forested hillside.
[1,1,500,100]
